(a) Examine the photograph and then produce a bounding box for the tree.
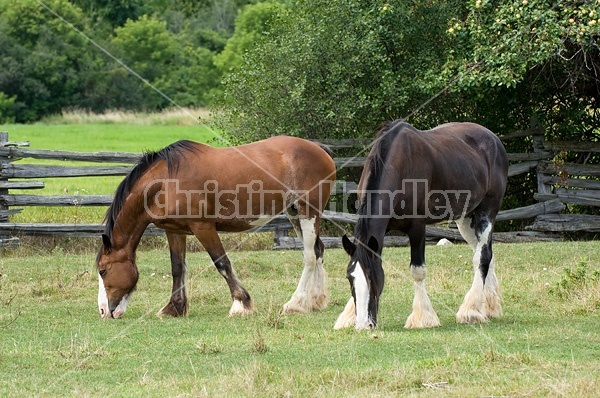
[214,2,287,74]
[0,0,93,122]
[110,14,223,110]
[0,92,16,124]
[112,15,179,83]
[70,0,144,28]
[215,0,463,142]
[216,0,599,144]
[441,0,599,135]
[154,45,221,107]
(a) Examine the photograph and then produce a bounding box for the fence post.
[532,129,552,196]
[0,132,9,243]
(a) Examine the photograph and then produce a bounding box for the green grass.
[3,123,220,152]
[1,241,599,396]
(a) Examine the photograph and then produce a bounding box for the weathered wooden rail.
[1,128,598,248]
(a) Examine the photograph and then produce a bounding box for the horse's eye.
[99,269,107,278]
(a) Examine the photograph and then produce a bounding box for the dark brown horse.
[97,136,336,319]
[334,121,508,330]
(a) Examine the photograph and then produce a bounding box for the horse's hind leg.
[455,214,501,324]
[283,215,328,314]
[158,232,189,317]
[190,222,253,316]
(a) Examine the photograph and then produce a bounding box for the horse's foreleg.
[456,216,502,324]
[333,297,356,329]
[405,224,440,329]
[191,223,253,316]
[283,216,328,314]
[158,232,189,317]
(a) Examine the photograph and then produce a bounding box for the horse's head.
[96,234,139,318]
[341,235,385,330]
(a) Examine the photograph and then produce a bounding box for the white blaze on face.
[111,294,131,319]
[98,274,109,318]
[351,260,372,330]
[98,273,131,318]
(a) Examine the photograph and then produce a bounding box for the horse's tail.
[317,142,334,159]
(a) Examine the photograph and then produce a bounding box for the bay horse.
[334,121,508,330]
[96,136,336,319]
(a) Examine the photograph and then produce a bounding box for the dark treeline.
[0,0,267,123]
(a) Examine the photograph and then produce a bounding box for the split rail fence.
[1,129,599,249]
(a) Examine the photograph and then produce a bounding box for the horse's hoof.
[157,302,187,317]
[404,312,441,329]
[312,294,328,311]
[282,302,308,315]
[228,299,252,316]
[456,309,489,324]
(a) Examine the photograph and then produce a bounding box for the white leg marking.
[457,223,492,324]
[283,217,328,314]
[229,299,252,316]
[112,293,131,319]
[352,261,374,330]
[334,297,356,329]
[405,265,440,329]
[98,275,110,318]
[456,217,477,250]
[484,255,502,318]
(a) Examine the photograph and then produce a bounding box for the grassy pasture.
[1,241,599,397]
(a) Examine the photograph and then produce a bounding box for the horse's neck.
[356,215,388,245]
[110,187,153,253]
[111,216,150,253]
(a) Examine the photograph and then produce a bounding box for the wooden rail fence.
[1,129,599,249]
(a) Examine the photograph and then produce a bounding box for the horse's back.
[232,135,336,181]
[429,122,505,156]
[404,122,506,177]
[178,136,336,199]
[420,123,508,215]
[364,121,508,225]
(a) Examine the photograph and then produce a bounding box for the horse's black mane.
[355,119,412,243]
[102,140,198,241]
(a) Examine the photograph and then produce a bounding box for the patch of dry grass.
[41,107,212,126]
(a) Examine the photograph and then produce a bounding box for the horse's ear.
[341,234,355,256]
[101,234,112,254]
[367,236,379,256]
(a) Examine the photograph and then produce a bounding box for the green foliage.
[112,15,178,82]
[71,0,144,28]
[215,0,467,142]
[214,2,287,74]
[0,92,16,123]
[105,14,223,110]
[549,259,600,299]
[154,45,221,107]
[0,0,257,121]
[216,0,598,145]
[445,0,599,88]
[0,0,91,122]
[442,0,600,141]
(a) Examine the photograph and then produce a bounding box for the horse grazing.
[96,136,336,319]
[334,121,508,330]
